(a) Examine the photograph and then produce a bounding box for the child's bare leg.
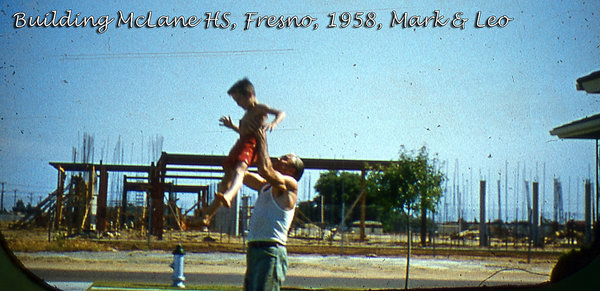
[202,168,233,226]
[215,162,248,208]
[201,182,226,226]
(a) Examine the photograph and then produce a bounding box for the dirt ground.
[2,227,561,288]
[15,250,554,288]
[1,227,566,259]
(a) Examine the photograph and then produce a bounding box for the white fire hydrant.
[170,244,186,288]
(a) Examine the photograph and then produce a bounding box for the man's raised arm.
[254,128,287,192]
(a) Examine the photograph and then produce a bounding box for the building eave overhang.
[550,113,600,139]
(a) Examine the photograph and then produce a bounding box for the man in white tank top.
[242,127,304,291]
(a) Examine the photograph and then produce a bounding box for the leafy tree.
[365,145,444,289]
[367,148,424,209]
[366,146,444,233]
[12,199,27,213]
[313,170,378,227]
[379,210,437,233]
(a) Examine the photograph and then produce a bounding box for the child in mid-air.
[212,78,285,212]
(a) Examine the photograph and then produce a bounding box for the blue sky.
[1,1,598,222]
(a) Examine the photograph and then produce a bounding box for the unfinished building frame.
[47,152,392,240]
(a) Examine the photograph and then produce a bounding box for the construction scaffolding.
[41,152,392,240]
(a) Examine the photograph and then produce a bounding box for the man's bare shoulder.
[283,175,299,193]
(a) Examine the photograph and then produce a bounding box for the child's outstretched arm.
[256,104,285,132]
[219,115,240,133]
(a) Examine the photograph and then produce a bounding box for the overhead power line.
[57,48,294,60]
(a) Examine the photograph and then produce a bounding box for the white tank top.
[247,184,295,245]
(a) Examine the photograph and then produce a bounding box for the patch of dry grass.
[2,227,110,252]
[1,226,565,262]
[6,235,111,252]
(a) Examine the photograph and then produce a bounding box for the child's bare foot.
[202,215,212,228]
[214,192,231,208]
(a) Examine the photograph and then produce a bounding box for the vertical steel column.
[585,180,592,245]
[84,165,96,231]
[360,169,366,241]
[479,180,488,247]
[0,182,4,212]
[54,167,65,229]
[121,175,128,230]
[532,182,542,247]
[150,163,164,239]
[97,165,108,233]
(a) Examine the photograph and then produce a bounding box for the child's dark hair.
[227,78,255,97]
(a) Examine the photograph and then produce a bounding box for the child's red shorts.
[223,135,257,169]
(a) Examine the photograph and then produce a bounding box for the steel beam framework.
[50,152,393,239]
